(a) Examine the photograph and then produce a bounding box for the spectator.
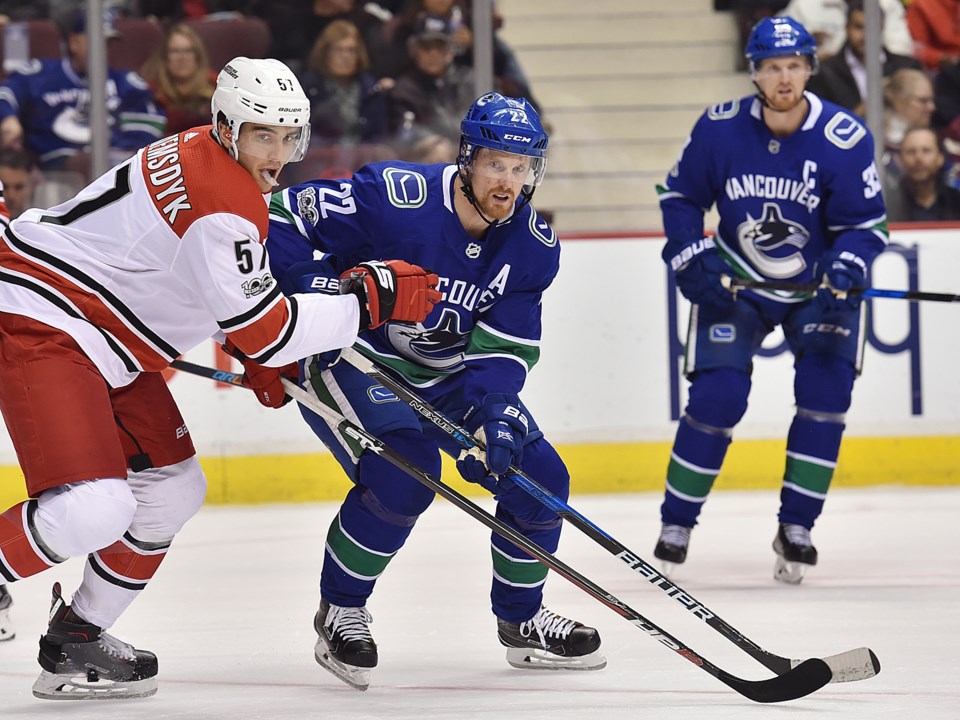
[0,146,33,217]
[139,23,216,135]
[883,126,960,221]
[391,0,543,111]
[388,15,473,157]
[251,0,393,78]
[0,8,166,178]
[300,19,390,146]
[905,0,960,72]
[883,68,936,165]
[780,0,913,60]
[807,0,920,115]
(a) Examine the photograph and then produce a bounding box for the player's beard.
[476,185,516,221]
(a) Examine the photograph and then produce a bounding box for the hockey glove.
[669,240,736,309]
[222,342,298,409]
[339,260,441,330]
[457,394,529,488]
[815,250,867,312]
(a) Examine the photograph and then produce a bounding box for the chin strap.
[458,171,497,227]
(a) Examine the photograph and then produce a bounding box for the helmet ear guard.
[211,57,311,162]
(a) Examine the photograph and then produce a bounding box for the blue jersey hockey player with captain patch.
[266,93,605,690]
[652,17,888,585]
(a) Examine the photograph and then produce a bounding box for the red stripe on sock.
[94,539,167,583]
[0,502,57,579]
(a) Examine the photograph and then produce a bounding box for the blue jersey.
[267,161,559,416]
[0,58,166,166]
[658,92,888,303]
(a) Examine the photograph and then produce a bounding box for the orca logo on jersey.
[735,202,810,279]
[145,134,192,226]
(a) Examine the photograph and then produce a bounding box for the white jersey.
[0,126,359,388]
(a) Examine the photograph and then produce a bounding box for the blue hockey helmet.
[457,93,548,219]
[745,16,818,73]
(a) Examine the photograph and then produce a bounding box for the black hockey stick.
[169,358,831,703]
[337,347,880,685]
[721,274,960,303]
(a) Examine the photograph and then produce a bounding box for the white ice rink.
[1,486,957,720]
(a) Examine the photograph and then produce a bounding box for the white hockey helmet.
[211,57,311,163]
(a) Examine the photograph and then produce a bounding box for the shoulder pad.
[707,99,740,121]
[7,59,42,76]
[380,165,428,208]
[823,112,867,150]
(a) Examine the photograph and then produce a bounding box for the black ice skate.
[654,524,692,576]
[773,523,819,585]
[32,583,158,700]
[497,606,606,671]
[313,599,378,691]
[0,584,13,641]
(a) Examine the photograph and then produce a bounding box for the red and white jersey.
[0,126,358,388]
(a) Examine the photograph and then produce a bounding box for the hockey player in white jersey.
[653,18,887,583]
[0,57,440,700]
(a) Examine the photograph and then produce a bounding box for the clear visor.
[235,123,311,163]
[468,146,547,189]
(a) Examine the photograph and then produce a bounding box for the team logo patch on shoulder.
[707,100,739,120]
[296,187,319,224]
[709,324,736,343]
[824,113,866,149]
[529,209,556,247]
[241,274,274,298]
[382,167,427,208]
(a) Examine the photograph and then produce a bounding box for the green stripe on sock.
[666,458,717,499]
[326,517,394,580]
[491,548,547,586]
[785,455,834,495]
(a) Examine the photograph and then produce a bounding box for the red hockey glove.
[222,342,298,409]
[339,260,441,330]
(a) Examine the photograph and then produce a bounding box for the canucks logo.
[386,308,468,370]
[736,202,809,279]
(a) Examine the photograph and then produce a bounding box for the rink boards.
[1,226,958,503]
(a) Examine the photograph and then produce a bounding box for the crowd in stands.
[718,0,960,221]
[0,0,539,214]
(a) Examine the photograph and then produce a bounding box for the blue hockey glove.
[815,250,867,312]
[456,394,528,486]
[669,240,736,309]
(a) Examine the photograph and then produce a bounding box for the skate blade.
[774,556,809,585]
[31,670,158,700]
[505,647,607,671]
[314,642,371,691]
[0,607,14,641]
[657,560,679,579]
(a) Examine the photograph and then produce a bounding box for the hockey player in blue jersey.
[654,16,888,584]
[266,92,604,689]
[0,9,166,173]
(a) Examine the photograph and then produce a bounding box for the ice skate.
[31,583,158,700]
[654,524,691,577]
[0,584,13,641]
[773,523,818,585]
[497,606,605,670]
[313,599,377,691]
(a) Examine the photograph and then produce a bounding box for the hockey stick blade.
[721,275,960,303]
[338,347,880,685]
